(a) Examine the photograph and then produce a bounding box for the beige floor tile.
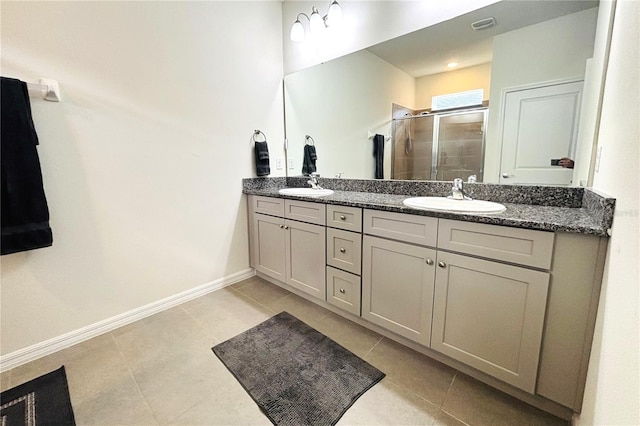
[365,338,456,408]
[229,274,262,290]
[338,378,440,425]
[267,292,331,330]
[129,339,231,423]
[73,370,159,425]
[232,276,291,307]
[182,288,275,342]
[435,410,470,426]
[441,373,568,426]
[167,368,271,426]
[313,311,383,357]
[112,305,216,368]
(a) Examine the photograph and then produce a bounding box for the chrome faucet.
[449,178,471,200]
[307,172,323,190]
[467,175,477,183]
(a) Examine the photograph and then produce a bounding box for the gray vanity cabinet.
[250,196,326,300]
[362,235,436,346]
[431,251,550,393]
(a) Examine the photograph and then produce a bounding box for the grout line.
[438,407,471,426]
[109,332,161,425]
[363,335,385,358]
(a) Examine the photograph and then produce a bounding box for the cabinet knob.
[340,247,346,253]
[438,261,447,268]
[426,259,434,265]
[284,225,289,230]
[339,288,346,294]
[279,225,284,229]
[501,173,510,179]
[340,215,346,220]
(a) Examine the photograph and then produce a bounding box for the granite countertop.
[243,177,615,236]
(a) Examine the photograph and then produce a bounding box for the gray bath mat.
[212,311,385,425]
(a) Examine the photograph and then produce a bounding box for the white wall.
[0,2,284,356]
[484,8,598,183]
[285,49,414,179]
[577,1,640,424]
[282,0,500,74]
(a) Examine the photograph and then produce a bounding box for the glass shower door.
[433,109,487,182]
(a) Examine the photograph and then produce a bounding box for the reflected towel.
[373,134,384,179]
[302,144,317,175]
[1,76,53,255]
[254,141,270,177]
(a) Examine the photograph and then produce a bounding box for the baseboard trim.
[0,268,256,372]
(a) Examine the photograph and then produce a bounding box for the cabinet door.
[362,235,436,346]
[285,219,326,300]
[432,251,549,393]
[253,213,286,282]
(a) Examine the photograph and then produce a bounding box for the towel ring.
[253,130,267,144]
[305,135,315,146]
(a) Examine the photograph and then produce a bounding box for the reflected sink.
[403,197,506,213]
[278,188,335,197]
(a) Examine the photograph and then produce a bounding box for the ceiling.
[366,0,599,78]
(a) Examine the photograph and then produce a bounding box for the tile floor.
[0,276,569,425]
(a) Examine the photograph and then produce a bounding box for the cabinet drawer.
[364,209,438,248]
[437,219,554,269]
[250,195,284,217]
[285,200,326,225]
[327,228,362,275]
[326,266,361,316]
[327,205,362,232]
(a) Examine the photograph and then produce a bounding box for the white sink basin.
[403,197,506,213]
[278,188,335,197]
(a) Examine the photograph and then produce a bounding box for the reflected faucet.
[307,172,323,190]
[449,178,472,200]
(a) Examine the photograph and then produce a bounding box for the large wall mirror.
[284,0,610,186]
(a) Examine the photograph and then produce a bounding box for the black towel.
[1,77,53,255]
[254,141,270,177]
[373,134,384,179]
[302,144,317,175]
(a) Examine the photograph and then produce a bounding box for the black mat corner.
[212,311,385,426]
[1,365,76,426]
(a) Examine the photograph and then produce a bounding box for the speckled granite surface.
[242,178,615,236]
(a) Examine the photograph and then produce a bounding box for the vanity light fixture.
[447,62,459,69]
[290,0,343,42]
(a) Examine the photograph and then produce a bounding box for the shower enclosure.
[391,104,488,182]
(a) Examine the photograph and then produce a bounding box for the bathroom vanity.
[243,177,614,420]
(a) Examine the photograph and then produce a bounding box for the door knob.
[438,261,447,268]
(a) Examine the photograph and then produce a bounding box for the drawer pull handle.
[438,261,447,268]
[340,215,346,220]
[339,288,346,294]
[426,259,434,265]
[340,248,346,253]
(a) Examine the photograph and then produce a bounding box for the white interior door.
[499,81,583,185]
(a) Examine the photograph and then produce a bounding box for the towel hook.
[252,130,267,144]
[305,135,315,146]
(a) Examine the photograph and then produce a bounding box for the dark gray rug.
[0,366,75,426]
[212,311,385,426]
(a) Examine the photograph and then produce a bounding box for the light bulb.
[309,7,324,34]
[290,19,305,42]
[326,1,343,27]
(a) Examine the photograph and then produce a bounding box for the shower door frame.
[430,107,489,181]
